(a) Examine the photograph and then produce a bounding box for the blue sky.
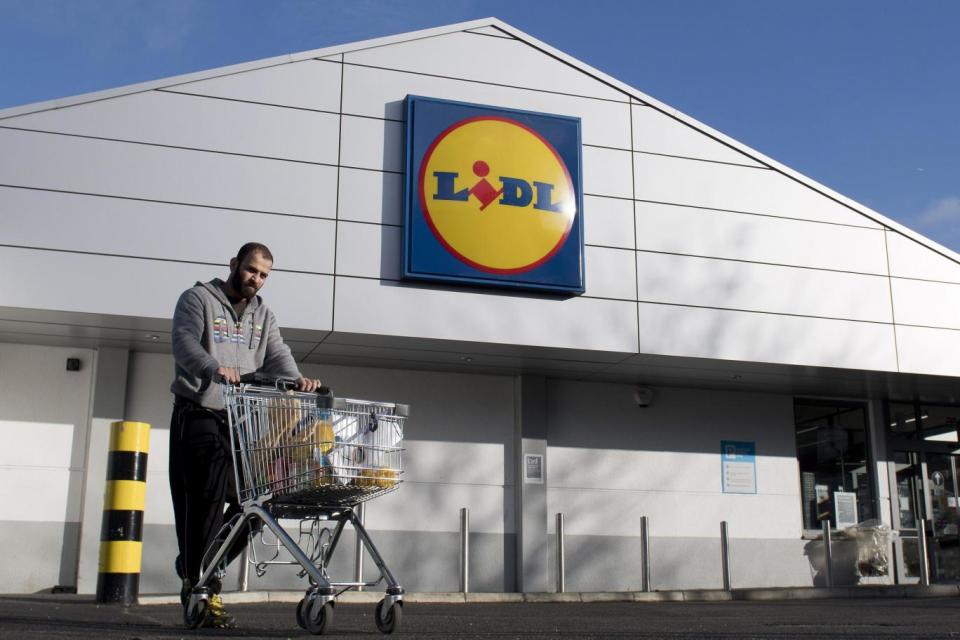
[2,0,958,253]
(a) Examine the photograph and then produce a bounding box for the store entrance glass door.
[926,452,960,581]
[888,401,960,583]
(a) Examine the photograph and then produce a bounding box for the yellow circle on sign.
[420,117,576,273]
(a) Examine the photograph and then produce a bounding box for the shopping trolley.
[182,373,407,635]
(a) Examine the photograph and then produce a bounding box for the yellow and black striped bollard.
[96,421,150,605]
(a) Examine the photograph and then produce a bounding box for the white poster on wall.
[834,491,858,529]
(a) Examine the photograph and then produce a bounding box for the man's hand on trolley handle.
[297,377,323,393]
[215,366,322,392]
[215,366,241,385]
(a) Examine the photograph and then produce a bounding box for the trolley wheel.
[183,597,208,629]
[296,598,308,630]
[305,599,334,635]
[375,599,402,634]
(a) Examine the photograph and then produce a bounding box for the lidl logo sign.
[403,96,584,294]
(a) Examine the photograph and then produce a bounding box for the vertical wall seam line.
[883,230,901,372]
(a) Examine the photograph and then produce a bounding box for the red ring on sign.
[417,116,576,275]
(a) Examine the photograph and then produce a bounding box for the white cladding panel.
[343,31,628,101]
[584,196,635,249]
[585,247,636,300]
[339,115,403,172]
[636,252,893,322]
[162,59,343,112]
[338,167,403,226]
[583,145,633,199]
[635,201,889,275]
[891,278,960,330]
[340,63,631,149]
[0,128,337,217]
[2,90,340,165]
[334,276,639,353]
[886,231,960,284]
[637,302,898,371]
[634,153,882,229]
[631,105,764,167]
[0,468,83,522]
[0,187,336,275]
[336,221,400,280]
[897,326,960,377]
[1,246,333,330]
[0,422,75,469]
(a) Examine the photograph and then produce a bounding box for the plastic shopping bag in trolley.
[327,408,401,489]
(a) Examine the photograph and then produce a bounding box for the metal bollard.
[822,520,833,588]
[556,513,565,593]
[918,519,930,586]
[459,507,469,593]
[640,516,651,592]
[237,546,250,592]
[354,502,365,591]
[96,421,151,605]
[720,521,731,591]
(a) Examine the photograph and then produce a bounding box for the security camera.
[633,387,654,408]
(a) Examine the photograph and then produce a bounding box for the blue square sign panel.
[402,96,585,294]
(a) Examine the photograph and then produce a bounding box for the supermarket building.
[1,18,959,596]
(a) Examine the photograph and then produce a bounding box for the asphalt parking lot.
[2,595,960,639]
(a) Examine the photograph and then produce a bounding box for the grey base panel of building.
[135,523,894,595]
[0,521,81,594]
[140,524,515,594]
[550,534,821,591]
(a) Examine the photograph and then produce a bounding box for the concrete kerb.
[465,592,525,603]
[136,585,960,606]
[903,584,960,598]
[681,589,733,602]
[523,592,582,603]
[579,592,635,603]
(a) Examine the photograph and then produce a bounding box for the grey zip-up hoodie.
[170,278,301,410]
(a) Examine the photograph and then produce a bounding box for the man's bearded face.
[229,252,272,300]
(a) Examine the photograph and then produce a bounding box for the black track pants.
[168,400,248,586]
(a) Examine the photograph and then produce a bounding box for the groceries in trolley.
[235,387,404,504]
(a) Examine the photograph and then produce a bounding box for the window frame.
[794,397,877,537]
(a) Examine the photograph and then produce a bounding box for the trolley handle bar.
[236,371,332,397]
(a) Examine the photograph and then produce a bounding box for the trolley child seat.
[182,373,407,635]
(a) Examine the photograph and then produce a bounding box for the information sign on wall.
[402,96,585,293]
[524,454,544,484]
[834,491,858,529]
[721,440,757,494]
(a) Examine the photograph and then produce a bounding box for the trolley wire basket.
[225,382,406,508]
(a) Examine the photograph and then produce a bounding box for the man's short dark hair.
[236,242,274,264]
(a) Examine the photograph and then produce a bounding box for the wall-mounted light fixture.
[633,386,654,408]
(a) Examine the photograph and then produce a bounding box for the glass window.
[888,402,920,439]
[794,400,876,530]
[920,404,960,444]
